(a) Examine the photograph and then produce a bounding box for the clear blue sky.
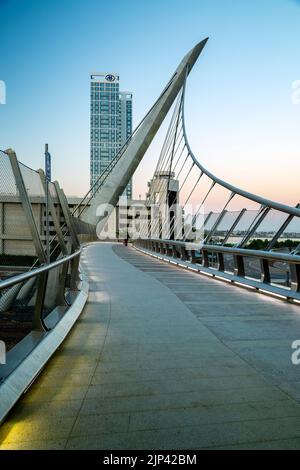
[0,0,300,204]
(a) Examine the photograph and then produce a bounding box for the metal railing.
[0,248,81,328]
[0,148,84,352]
[134,238,300,302]
[0,150,89,421]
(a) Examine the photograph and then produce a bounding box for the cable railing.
[135,65,300,302]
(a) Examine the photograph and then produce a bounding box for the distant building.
[90,73,132,199]
[146,171,180,239]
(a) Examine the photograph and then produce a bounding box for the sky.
[0,0,300,208]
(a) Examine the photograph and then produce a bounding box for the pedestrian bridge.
[2,39,300,450]
[1,242,300,450]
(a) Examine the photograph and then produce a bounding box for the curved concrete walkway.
[2,242,300,449]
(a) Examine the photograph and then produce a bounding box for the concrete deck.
[2,242,300,449]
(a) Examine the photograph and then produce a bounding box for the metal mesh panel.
[49,182,59,202]
[0,151,77,355]
[0,151,37,268]
[0,153,40,349]
[19,163,45,198]
[0,152,17,196]
[18,163,70,260]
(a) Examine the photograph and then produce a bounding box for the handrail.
[146,238,300,264]
[135,238,300,302]
[202,244,300,264]
[0,249,81,291]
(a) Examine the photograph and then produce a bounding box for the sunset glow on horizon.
[0,0,299,211]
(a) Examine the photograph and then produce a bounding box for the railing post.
[180,246,188,261]
[32,272,49,331]
[173,244,179,258]
[38,169,68,257]
[217,252,224,272]
[290,264,300,292]
[54,182,80,250]
[70,255,80,290]
[55,183,80,290]
[55,260,70,306]
[260,258,271,284]
[202,249,209,268]
[165,243,172,257]
[190,249,198,264]
[234,255,245,277]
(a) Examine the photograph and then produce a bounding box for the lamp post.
[45,144,51,264]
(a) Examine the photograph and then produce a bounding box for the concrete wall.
[0,199,39,256]
[0,197,66,257]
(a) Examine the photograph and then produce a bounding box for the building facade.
[90,73,132,199]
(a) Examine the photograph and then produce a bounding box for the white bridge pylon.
[82,39,209,229]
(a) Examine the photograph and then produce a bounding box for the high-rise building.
[90,72,132,199]
[119,91,133,198]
